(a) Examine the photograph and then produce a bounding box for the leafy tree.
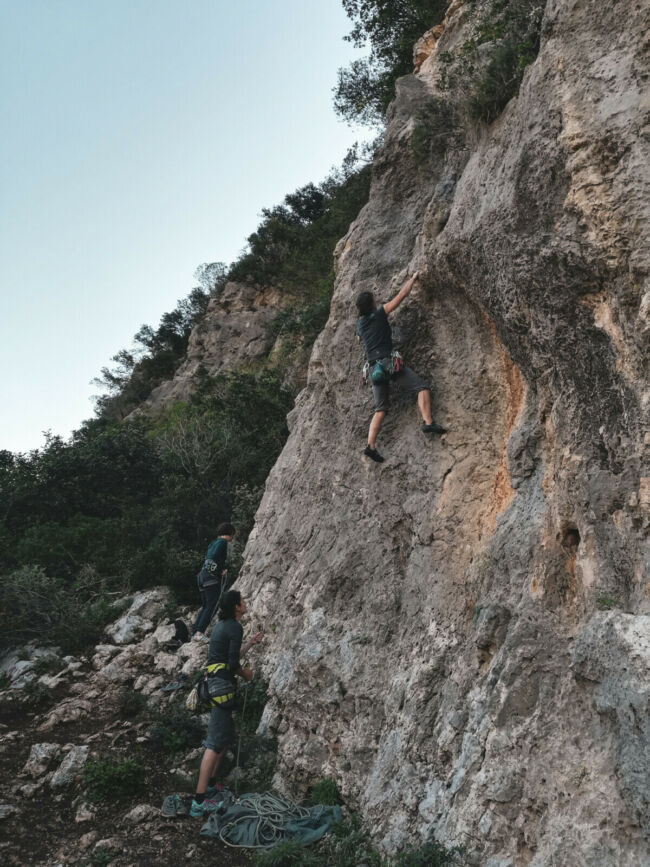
[94,274,217,420]
[334,0,447,125]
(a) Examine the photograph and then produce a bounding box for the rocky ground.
[0,589,267,866]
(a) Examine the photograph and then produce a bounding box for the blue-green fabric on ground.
[200,792,342,848]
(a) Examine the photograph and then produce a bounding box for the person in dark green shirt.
[356,270,446,462]
[190,590,263,817]
[192,522,236,640]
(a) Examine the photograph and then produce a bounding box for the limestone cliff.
[236,1,650,864]
[138,282,289,411]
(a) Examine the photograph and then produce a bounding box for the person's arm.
[228,623,244,677]
[383,270,419,315]
[242,632,263,658]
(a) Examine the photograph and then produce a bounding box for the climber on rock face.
[355,270,446,463]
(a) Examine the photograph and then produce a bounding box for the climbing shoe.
[422,422,447,435]
[363,446,385,463]
[206,782,226,798]
[161,793,187,817]
[189,797,221,818]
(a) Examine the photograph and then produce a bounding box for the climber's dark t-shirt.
[356,306,392,362]
[208,619,242,684]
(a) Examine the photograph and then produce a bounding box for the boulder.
[9,660,35,689]
[127,587,170,622]
[50,745,89,788]
[124,803,159,824]
[23,742,62,778]
[75,802,96,823]
[105,614,154,646]
[38,698,93,731]
[153,652,179,676]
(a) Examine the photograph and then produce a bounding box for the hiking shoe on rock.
[192,633,209,644]
[364,446,385,463]
[422,422,447,435]
[189,797,221,818]
[161,794,187,817]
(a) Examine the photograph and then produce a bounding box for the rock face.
[237,0,649,864]
[137,282,287,411]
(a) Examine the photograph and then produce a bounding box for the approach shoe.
[189,797,222,818]
[161,793,187,817]
[206,782,227,798]
[363,445,385,463]
[192,633,209,644]
[421,422,447,435]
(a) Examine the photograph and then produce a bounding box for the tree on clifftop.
[335,0,447,125]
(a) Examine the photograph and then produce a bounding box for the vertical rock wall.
[238,1,649,863]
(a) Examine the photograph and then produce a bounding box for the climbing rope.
[217,792,312,848]
[233,679,248,798]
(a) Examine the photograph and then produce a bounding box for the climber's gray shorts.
[203,705,235,753]
[371,363,429,414]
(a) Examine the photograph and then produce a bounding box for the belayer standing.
[356,270,446,463]
[190,590,263,817]
[192,523,236,642]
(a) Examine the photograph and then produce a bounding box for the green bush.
[410,98,459,168]
[438,0,544,125]
[254,840,320,867]
[0,565,127,654]
[321,815,381,866]
[334,0,447,125]
[119,689,148,718]
[467,39,521,123]
[390,840,460,866]
[149,704,204,754]
[308,777,342,807]
[83,757,145,803]
[596,595,620,611]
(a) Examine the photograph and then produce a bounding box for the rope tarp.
[200,792,343,848]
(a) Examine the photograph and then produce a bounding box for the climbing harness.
[361,349,404,386]
[197,662,237,709]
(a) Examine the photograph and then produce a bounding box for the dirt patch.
[0,680,252,866]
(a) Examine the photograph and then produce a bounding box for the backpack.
[173,619,190,644]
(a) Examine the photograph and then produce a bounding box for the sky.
[0,0,368,453]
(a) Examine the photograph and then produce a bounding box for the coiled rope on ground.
[218,791,312,848]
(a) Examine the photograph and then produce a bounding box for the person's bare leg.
[368,411,386,449]
[196,748,223,795]
[418,389,433,425]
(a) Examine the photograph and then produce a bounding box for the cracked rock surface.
[238,0,649,864]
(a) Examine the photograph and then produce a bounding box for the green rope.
[218,792,312,848]
[234,680,248,798]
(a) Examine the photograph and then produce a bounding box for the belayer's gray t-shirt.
[356,306,392,362]
[208,619,243,683]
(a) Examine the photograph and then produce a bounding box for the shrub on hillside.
[83,757,145,802]
[308,777,342,806]
[334,0,447,126]
[0,564,127,653]
[148,704,204,754]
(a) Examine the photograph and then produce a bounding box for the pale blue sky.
[0,0,367,452]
